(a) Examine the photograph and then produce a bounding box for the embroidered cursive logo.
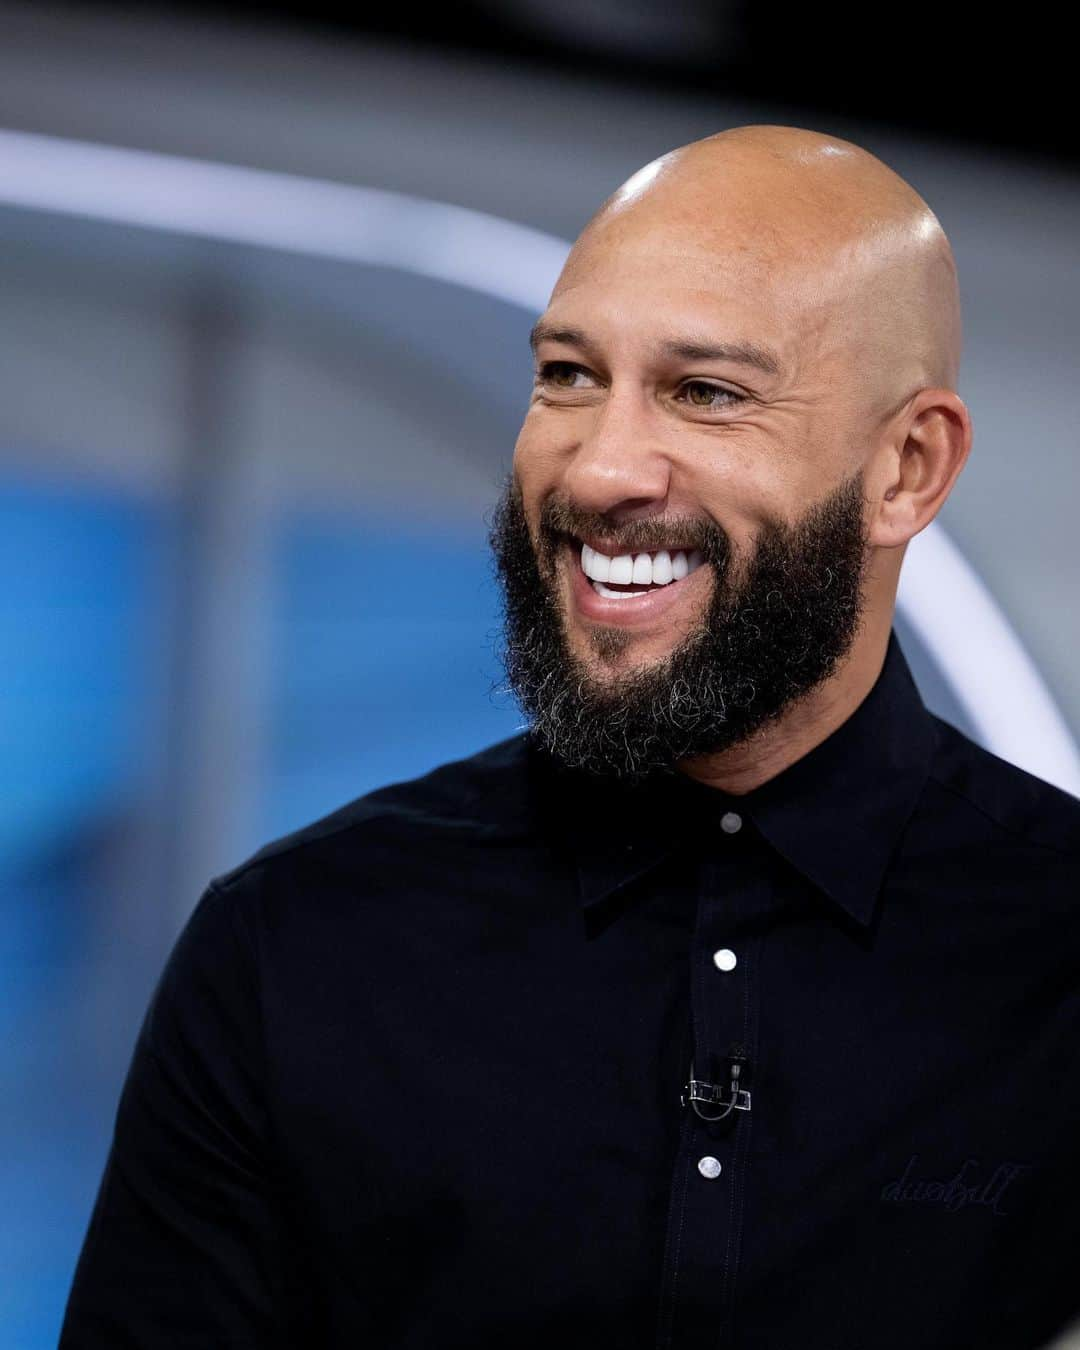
[880,1155,1031,1217]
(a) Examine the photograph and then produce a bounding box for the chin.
[572,622,680,677]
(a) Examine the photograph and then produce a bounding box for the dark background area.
[74,0,1076,167]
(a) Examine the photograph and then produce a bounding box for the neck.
[676,615,892,796]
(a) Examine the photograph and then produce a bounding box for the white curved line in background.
[0,127,570,312]
[898,527,1080,791]
[1,126,1077,796]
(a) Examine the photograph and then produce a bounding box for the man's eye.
[537,361,592,390]
[678,380,744,411]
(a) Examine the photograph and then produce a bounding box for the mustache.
[538,497,731,564]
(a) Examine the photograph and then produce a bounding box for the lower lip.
[566,545,710,628]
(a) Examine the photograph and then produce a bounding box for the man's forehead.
[545,236,822,357]
[550,201,847,321]
[556,214,786,289]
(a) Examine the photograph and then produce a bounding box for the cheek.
[505,449,554,561]
[509,461,541,531]
[689,446,820,541]
[678,462,780,556]
[512,414,569,483]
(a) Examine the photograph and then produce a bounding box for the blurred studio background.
[1,2,1078,1343]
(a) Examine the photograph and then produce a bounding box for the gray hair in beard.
[488,472,869,779]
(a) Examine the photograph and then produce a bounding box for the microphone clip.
[680,1050,752,1121]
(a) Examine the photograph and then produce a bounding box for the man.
[61,126,1080,1348]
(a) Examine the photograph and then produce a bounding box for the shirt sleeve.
[58,879,296,1347]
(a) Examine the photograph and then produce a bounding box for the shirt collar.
[530,631,938,927]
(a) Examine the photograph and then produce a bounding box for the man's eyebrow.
[659,337,782,377]
[528,322,781,377]
[529,322,590,354]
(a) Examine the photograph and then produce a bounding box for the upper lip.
[571,533,701,557]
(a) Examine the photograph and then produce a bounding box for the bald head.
[562,125,961,405]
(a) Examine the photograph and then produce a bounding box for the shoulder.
[924,714,1080,859]
[144,735,538,1032]
[211,732,535,898]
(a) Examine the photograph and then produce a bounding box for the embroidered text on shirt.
[880,1155,1031,1216]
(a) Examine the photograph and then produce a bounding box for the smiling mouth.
[575,538,707,599]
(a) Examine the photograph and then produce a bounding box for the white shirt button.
[720,811,742,834]
[713,948,737,972]
[698,1156,723,1179]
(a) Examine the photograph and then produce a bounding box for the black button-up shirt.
[60,633,1080,1349]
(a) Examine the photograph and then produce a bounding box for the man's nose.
[561,390,672,519]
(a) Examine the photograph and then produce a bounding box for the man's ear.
[867,389,972,549]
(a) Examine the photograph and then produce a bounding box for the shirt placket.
[656,819,764,1349]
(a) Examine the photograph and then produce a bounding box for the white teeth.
[608,553,634,585]
[592,581,645,599]
[579,540,707,590]
[631,553,653,585]
[580,542,611,583]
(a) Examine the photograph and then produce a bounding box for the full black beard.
[489,474,869,779]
